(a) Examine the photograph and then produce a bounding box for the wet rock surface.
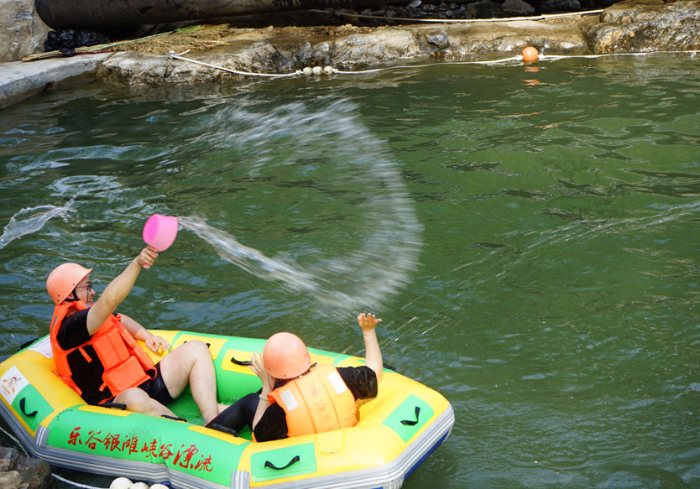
[95,14,592,86]
[0,0,619,64]
[0,0,50,62]
[584,0,700,52]
[93,0,699,87]
[0,446,52,489]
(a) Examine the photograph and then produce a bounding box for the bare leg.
[114,387,177,418]
[159,340,220,424]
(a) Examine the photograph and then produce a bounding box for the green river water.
[1,53,699,488]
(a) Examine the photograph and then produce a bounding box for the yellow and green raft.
[0,331,454,489]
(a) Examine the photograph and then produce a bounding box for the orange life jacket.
[268,364,357,438]
[49,300,156,403]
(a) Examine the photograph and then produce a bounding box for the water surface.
[1,53,699,489]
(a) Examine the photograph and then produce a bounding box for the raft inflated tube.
[36,0,381,29]
[0,331,454,489]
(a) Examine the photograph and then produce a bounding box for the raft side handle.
[231,356,252,366]
[264,455,301,471]
[102,402,127,410]
[401,406,421,426]
[17,337,40,352]
[161,414,187,422]
[210,424,238,437]
[19,397,38,417]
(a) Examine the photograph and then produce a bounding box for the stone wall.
[584,0,700,53]
[0,0,50,62]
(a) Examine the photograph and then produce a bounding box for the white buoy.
[110,478,132,489]
[323,66,334,75]
[312,66,323,75]
[130,483,149,489]
[302,67,313,76]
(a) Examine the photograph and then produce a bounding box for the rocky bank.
[0,0,699,106]
[0,446,51,489]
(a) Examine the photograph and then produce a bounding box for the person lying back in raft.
[46,246,224,424]
[207,313,383,441]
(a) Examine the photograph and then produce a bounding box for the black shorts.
[137,363,175,406]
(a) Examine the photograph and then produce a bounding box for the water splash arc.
[174,100,424,314]
[0,203,74,250]
[179,216,319,292]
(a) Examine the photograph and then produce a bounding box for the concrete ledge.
[0,53,111,109]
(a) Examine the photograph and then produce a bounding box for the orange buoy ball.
[522,46,539,63]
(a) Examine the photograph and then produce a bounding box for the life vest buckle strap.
[78,346,92,363]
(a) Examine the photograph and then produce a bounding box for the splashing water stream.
[0,203,74,249]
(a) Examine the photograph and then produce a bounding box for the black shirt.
[253,366,378,442]
[56,308,113,404]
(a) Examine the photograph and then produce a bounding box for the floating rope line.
[167,49,698,79]
[333,54,524,74]
[535,49,700,60]
[52,474,107,489]
[169,49,523,77]
[309,8,604,23]
[0,424,24,451]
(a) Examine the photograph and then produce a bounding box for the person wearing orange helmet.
[207,313,383,442]
[47,246,224,424]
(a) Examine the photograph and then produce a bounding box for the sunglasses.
[76,281,94,291]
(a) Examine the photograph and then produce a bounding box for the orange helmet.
[263,332,311,379]
[46,263,92,305]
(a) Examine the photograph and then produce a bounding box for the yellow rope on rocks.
[22,25,228,62]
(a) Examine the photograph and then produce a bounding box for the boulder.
[332,28,426,66]
[98,44,287,86]
[584,0,700,53]
[466,0,506,18]
[0,0,50,62]
[502,0,536,16]
[537,0,581,13]
[0,447,52,489]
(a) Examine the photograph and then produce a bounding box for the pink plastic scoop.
[143,215,178,268]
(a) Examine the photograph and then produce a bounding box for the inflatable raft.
[0,330,454,489]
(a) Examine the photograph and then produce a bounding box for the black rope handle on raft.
[17,337,39,352]
[183,340,212,348]
[265,455,301,471]
[19,398,37,417]
[161,414,187,422]
[231,356,252,366]
[210,424,238,436]
[102,402,127,410]
[401,406,421,426]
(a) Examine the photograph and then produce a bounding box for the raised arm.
[357,313,383,381]
[250,352,275,430]
[86,247,157,336]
